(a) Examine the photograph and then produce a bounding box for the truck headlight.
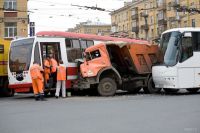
[87,70,94,76]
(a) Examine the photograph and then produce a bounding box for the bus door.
[37,38,65,88]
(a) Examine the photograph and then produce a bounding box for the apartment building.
[68,21,111,36]
[110,2,132,37]
[0,0,28,40]
[111,0,200,41]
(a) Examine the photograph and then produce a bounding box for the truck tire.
[186,88,199,93]
[145,77,161,94]
[164,88,179,93]
[97,77,117,96]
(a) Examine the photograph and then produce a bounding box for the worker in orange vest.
[30,61,46,101]
[49,54,58,73]
[43,56,51,87]
[55,60,66,98]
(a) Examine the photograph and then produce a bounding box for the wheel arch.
[97,67,122,85]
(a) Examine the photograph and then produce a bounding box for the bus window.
[80,40,87,49]
[34,42,41,65]
[87,40,94,47]
[192,32,200,51]
[180,35,193,62]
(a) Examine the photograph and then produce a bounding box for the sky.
[28,0,131,32]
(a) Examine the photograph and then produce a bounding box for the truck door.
[82,47,111,77]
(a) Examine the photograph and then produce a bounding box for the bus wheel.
[186,88,199,93]
[145,77,161,94]
[164,88,179,93]
[97,77,117,96]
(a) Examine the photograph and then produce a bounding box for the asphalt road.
[0,91,200,133]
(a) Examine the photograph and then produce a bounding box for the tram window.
[80,40,87,49]
[66,39,82,62]
[65,39,72,48]
[72,39,80,48]
[87,40,94,47]
[34,42,41,65]
[40,42,61,61]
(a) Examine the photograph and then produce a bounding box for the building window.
[184,21,187,27]
[168,2,171,11]
[4,22,17,38]
[4,0,17,10]
[150,16,153,24]
[192,19,195,27]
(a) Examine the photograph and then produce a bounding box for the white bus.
[8,31,148,95]
[152,28,200,93]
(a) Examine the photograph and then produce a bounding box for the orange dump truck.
[75,42,163,96]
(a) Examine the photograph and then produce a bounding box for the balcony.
[131,14,138,20]
[158,19,167,25]
[157,3,167,11]
[131,7,139,20]
[140,12,148,18]
[171,1,180,8]
[111,22,117,26]
[169,17,181,22]
[141,24,149,30]
[132,26,139,33]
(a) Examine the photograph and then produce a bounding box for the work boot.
[40,93,47,101]
[35,95,40,101]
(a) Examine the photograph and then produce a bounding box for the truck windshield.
[160,31,181,66]
[9,38,34,72]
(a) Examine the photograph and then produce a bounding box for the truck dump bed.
[106,42,162,75]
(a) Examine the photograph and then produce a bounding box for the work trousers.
[32,78,44,95]
[55,80,66,97]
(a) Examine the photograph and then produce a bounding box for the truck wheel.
[145,77,161,94]
[186,88,199,93]
[97,77,117,96]
[164,88,179,93]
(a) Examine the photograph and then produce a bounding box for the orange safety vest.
[57,65,66,81]
[30,64,43,80]
[44,59,50,74]
[50,58,58,73]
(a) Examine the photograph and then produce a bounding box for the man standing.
[30,61,46,101]
[43,56,51,87]
[55,60,66,98]
[49,54,58,74]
